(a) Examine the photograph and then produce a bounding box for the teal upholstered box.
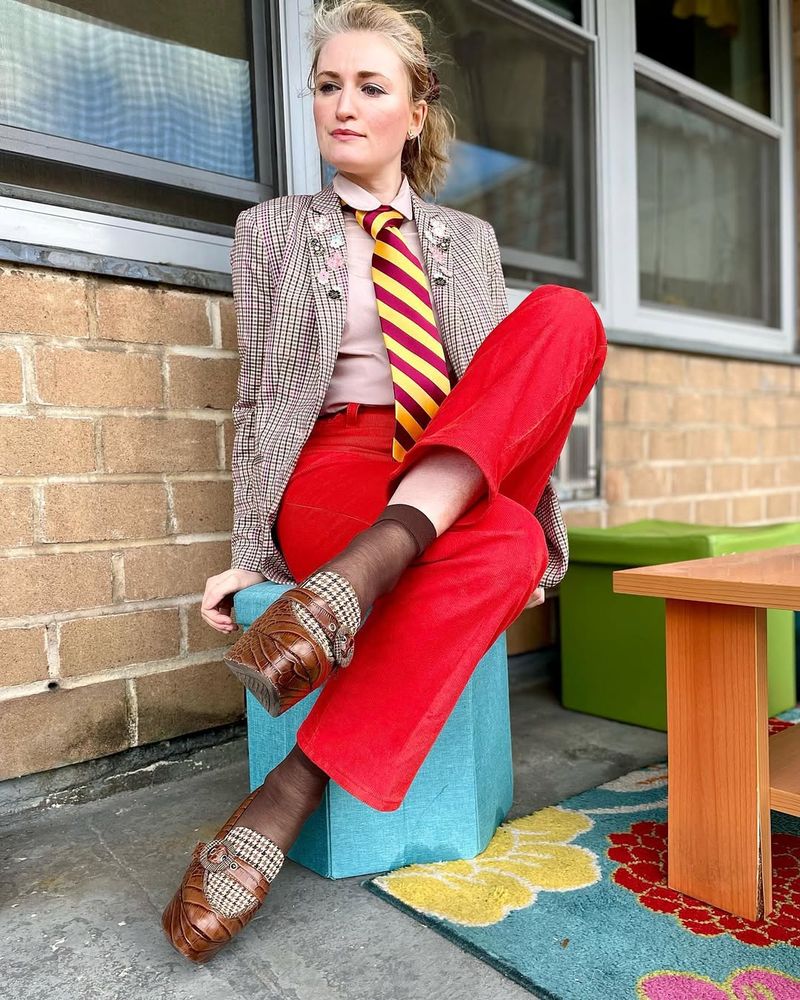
[234,581,513,879]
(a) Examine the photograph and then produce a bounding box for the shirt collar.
[332,171,413,220]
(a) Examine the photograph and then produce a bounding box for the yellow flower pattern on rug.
[371,806,600,927]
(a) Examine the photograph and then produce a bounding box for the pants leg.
[385,283,608,521]
[282,285,607,810]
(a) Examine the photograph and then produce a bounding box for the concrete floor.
[0,677,667,1000]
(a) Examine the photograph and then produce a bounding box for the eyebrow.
[316,70,390,82]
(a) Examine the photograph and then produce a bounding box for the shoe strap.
[225,853,274,898]
[285,587,341,636]
[286,587,356,667]
[197,834,285,894]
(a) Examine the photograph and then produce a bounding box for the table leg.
[664,598,771,920]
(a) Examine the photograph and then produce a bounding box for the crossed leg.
[238,285,607,832]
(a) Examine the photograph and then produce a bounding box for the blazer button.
[327,287,342,299]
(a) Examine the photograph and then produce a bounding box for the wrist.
[230,568,266,588]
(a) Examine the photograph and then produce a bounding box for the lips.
[332,130,363,137]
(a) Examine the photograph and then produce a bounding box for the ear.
[412,98,428,132]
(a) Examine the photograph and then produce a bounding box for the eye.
[315,82,384,96]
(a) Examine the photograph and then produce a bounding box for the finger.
[202,602,232,623]
[201,609,238,633]
[202,587,233,619]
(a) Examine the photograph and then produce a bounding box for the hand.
[201,568,266,633]
[522,585,545,610]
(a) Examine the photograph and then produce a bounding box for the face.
[312,31,426,182]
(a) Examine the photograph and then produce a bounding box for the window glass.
[0,0,272,230]
[636,74,779,325]
[534,0,582,24]
[0,0,256,179]
[635,0,771,117]
[422,0,596,295]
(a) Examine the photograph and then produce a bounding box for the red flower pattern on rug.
[609,821,800,945]
[610,713,800,947]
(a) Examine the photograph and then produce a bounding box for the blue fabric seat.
[233,581,513,879]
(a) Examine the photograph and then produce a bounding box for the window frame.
[0,0,282,284]
[596,0,796,355]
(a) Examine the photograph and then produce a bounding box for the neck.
[337,168,404,205]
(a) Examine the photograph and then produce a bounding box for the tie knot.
[340,197,405,239]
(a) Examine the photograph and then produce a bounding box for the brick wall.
[0,265,244,780]
[563,349,800,530]
[4,265,798,784]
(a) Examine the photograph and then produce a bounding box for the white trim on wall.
[0,195,233,274]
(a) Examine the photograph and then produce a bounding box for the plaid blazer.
[229,180,569,588]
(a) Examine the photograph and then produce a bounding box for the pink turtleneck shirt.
[320,170,444,416]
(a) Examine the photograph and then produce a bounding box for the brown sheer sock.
[318,503,438,617]
[238,743,330,854]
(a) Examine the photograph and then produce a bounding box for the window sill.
[605,326,800,367]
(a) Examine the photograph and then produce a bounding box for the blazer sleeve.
[229,207,270,575]
[482,221,569,590]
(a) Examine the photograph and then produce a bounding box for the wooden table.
[612,545,800,921]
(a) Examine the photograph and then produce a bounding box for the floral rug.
[363,707,800,999]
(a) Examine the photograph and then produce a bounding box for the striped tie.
[341,198,452,462]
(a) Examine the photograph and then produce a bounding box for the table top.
[612,543,800,609]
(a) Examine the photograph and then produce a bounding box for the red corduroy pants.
[276,285,608,810]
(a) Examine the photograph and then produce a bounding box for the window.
[601,0,793,353]
[636,76,779,326]
[0,0,280,285]
[419,0,600,501]
[635,0,779,327]
[421,0,597,297]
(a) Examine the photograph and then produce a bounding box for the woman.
[162,0,607,963]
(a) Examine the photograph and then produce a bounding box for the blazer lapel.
[307,183,349,388]
[409,188,460,372]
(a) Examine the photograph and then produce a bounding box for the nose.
[335,84,356,120]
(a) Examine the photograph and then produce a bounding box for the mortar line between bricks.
[1,593,213,628]
[207,296,222,349]
[0,332,237,359]
[0,647,235,702]
[2,472,232,485]
[125,678,139,746]
[0,404,231,420]
[0,532,232,558]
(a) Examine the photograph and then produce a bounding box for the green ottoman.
[560,519,799,731]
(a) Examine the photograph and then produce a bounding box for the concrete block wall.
[566,349,800,529]
[0,265,244,781]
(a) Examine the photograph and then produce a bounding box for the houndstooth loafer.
[161,790,285,963]
[223,586,356,718]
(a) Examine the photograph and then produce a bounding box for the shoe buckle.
[334,625,355,668]
[198,837,240,874]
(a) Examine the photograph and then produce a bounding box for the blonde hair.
[305,0,456,199]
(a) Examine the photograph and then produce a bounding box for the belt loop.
[345,402,359,426]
